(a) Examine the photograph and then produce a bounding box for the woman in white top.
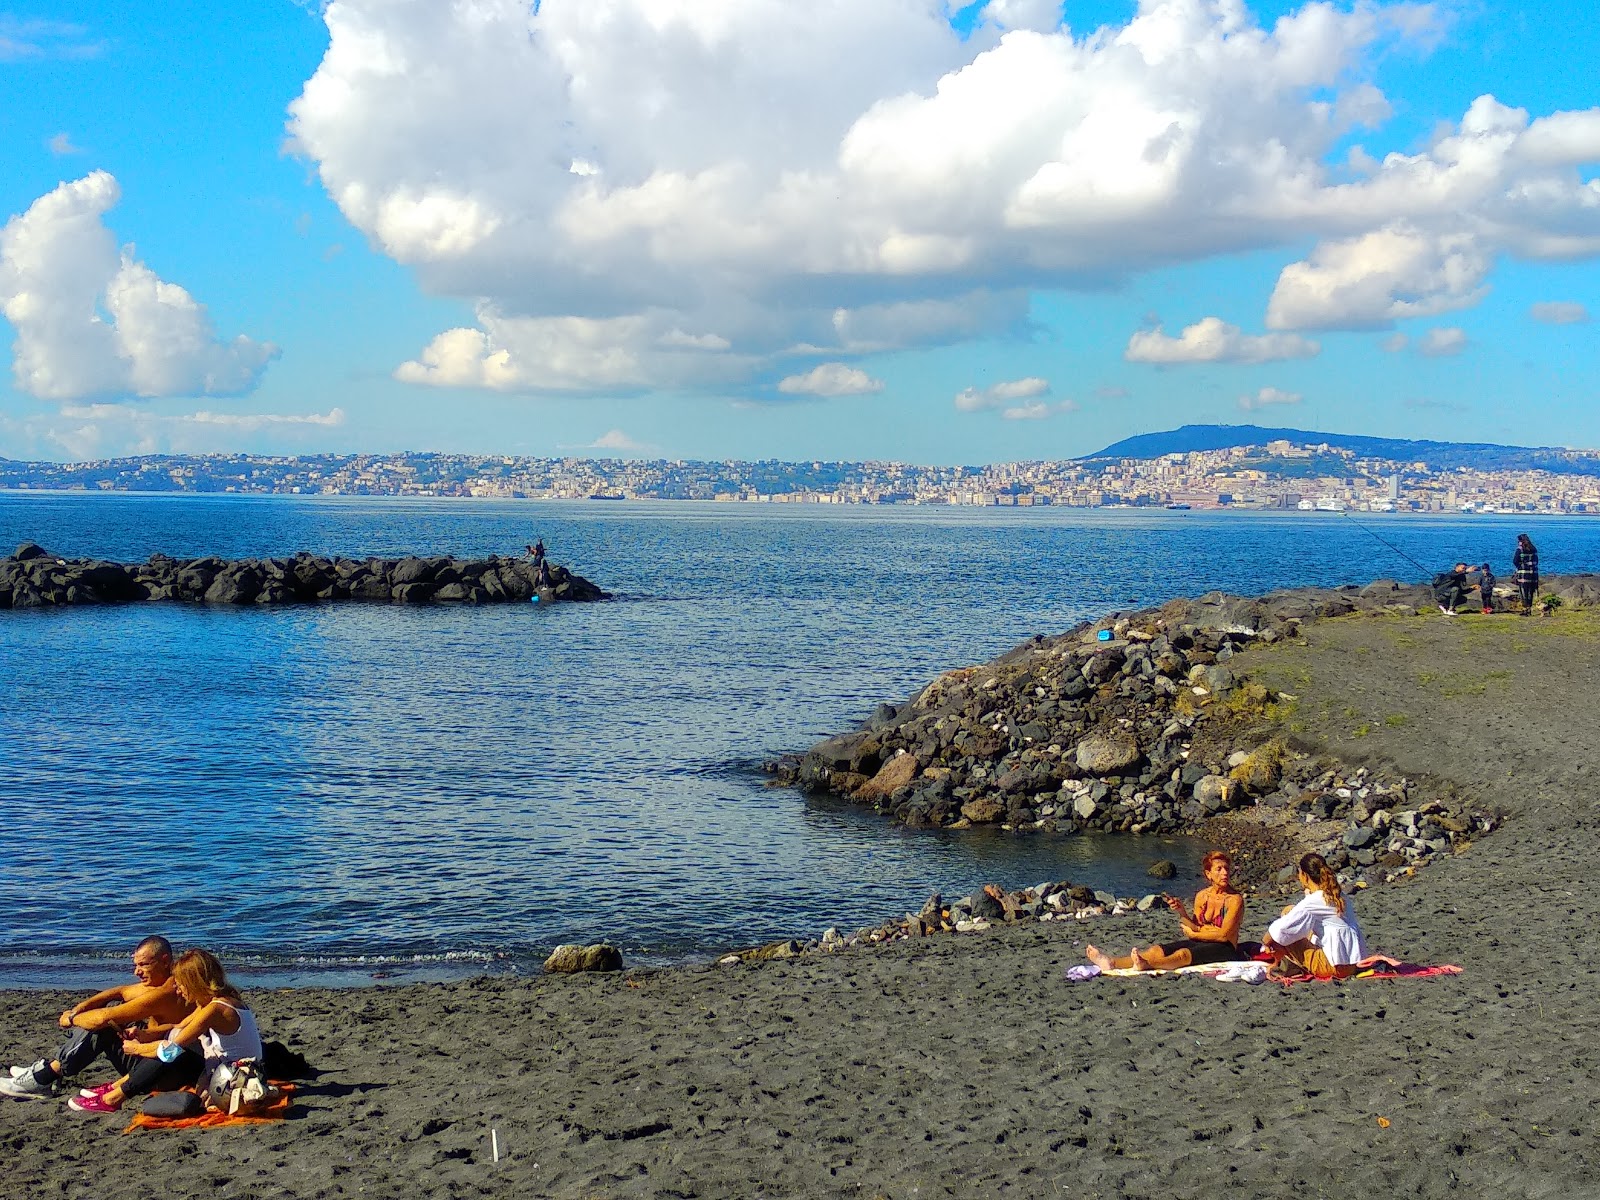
[68,949,262,1114]
[1264,852,1368,980]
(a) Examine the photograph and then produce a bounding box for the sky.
[0,0,1596,465]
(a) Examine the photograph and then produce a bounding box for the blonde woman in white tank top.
[69,949,262,1115]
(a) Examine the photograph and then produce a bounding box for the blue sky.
[0,0,1596,464]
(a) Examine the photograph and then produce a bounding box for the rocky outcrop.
[0,543,610,608]
[768,580,1521,890]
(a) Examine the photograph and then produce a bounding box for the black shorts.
[1160,939,1246,966]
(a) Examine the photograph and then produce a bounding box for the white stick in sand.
[492,1128,500,1163]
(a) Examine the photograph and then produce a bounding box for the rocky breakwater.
[0,542,609,608]
[769,580,1533,892]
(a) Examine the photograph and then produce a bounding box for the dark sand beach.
[4,609,1599,1198]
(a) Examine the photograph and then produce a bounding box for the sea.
[2,494,1594,989]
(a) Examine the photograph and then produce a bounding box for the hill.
[1081,424,1600,475]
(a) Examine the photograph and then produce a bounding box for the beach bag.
[141,1090,204,1118]
[203,1058,280,1115]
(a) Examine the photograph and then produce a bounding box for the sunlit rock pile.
[766,584,1508,896]
[0,542,608,607]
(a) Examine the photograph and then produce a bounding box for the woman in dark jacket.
[1513,534,1539,615]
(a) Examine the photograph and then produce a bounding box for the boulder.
[960,796,1006,824]
[543,943,624,973]
[855,753,919,801]
[203,567,262,605]
[390,557,435,586]
[1147,860,1178,880]
[1076,729,1141,775]
[1193,775,1234,809]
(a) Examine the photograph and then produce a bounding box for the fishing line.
[1336,509,1431,575]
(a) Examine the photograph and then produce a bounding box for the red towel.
[122,1085,294,1133]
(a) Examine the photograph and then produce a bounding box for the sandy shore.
[4,609,1599,1198]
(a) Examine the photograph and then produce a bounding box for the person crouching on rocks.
[1262,852,1368,980]
[67,949,263,1115]
[1086,850,1245,972]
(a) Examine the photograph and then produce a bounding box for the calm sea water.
[1,494,1594,988]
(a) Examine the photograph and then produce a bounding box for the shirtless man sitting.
[1,935,193,1100]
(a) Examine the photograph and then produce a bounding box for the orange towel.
[122,1085,295,1133]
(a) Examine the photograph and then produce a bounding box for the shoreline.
[5,590,1600,1195]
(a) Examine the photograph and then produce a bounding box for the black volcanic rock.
[0,547,610,610]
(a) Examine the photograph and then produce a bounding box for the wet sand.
[3,609,1598,1198]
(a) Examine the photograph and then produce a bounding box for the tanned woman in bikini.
[1085,849,1246,972]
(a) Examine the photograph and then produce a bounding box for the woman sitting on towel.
[1086,850,1245,972]
[67,949,262,1114]
[1263,852,1368,979]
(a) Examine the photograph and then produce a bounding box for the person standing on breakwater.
[1,936,192,1101]
[1262,853,1368,980]
[1432,563,1470,616]
[1513,534,1539,616]
[67,949,265,1115]
[1085,850,1245,972]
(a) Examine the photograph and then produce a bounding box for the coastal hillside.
[1084,423,1600,475]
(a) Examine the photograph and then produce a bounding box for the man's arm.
[71,987,172,1032]
[58,985,131,1028]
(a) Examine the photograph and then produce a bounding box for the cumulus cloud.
[286,0,1600,394]
[776,363,884,397]
[1530,300,1589,325]
[1238,386,1303,411]
[575,428,657,456]
[1125,316,1319,364]
[0,172,279,401]
[954,376,1050,412]
[1266,224,1490,330]
[1416,326,1468,356]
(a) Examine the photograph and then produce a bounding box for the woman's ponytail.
[1298,852,1345,915]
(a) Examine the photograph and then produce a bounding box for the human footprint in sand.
[1085,850,1245,972]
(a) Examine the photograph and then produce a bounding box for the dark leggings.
[1159,939,1246,966]
[1518,579,1538,611]
[122,1048,204,1098]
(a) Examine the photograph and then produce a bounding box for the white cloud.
[1,405,344,460]
[1416,326,1468,356]
[0,16,103,60]
[776,362,884,397]
[954,376,1050,412]
[1530,300,1589,325]
[1266,224,1490,330]
[285,1,1600,394]
[1001,398,1077,420]
[978,0,1064,35]
[394,309,757,393]
[1125,316,1319,364]
[1238,386,1303,411]
[0,172,279,401]
[47,132,83,156]
[1379,332,1408,352]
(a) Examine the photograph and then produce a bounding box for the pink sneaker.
[67,1093,121,1114]
[78,1081,117,1100]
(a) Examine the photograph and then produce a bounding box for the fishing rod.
[1337,508,1431,576]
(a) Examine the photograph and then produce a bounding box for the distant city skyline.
[1,1,1597,464]
[7,434,1600,517]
